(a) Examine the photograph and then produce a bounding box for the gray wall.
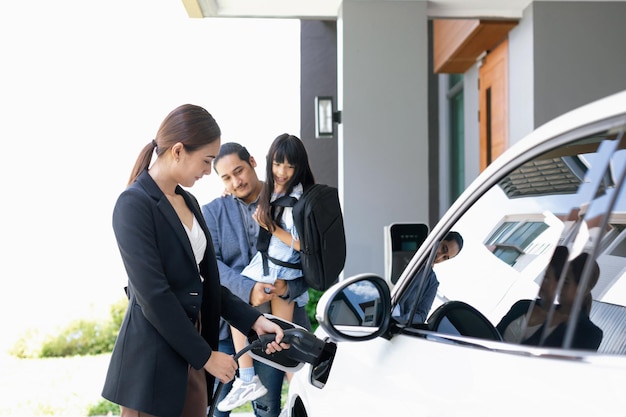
[300,20,339,187]
[463,65,480,192]
[532,2,626,128]
[427,21,441,228]
[338,0,429,278]
[508,3,535,145]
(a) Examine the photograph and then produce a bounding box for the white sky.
[0,0,300,350]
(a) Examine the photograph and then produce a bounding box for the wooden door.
[479,38,508,171]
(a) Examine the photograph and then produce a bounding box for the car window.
[395,124,626,354]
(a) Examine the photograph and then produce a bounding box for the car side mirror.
[316,274,392,342]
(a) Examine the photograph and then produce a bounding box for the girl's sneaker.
[217,375,268,412]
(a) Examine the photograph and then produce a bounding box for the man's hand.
[250,282,275,307]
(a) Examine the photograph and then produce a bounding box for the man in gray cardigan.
[202,142,310,417]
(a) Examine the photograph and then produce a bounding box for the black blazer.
[496,299,603,351]
[102,170,260,417]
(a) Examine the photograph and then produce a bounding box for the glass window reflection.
[328,281,383,327]
[395,126,626,354]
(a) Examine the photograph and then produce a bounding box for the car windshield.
[394,124,626,354]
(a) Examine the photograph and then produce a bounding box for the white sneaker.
[217,375,268,412]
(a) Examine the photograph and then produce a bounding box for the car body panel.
[289,329,626,416]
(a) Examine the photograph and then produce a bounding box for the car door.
[287,93,626,417]
[292,325,624,416]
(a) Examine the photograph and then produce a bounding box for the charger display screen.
[389,224,428,284]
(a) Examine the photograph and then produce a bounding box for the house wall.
[508,4,535,146]
[531,2,626,128]
[463,1,626,189]
[463,65,480,192]
[300,0,626,281]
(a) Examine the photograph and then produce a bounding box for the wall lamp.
[315,96,341,139]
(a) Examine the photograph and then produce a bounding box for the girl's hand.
[252,207,270,230]
[273,279,288,298]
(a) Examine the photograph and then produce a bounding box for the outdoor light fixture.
[315,96,335,138]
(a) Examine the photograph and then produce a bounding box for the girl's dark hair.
[258,134,315,231]
[127,104,221,185]
[213,142,252,174]
[444,231,464,253]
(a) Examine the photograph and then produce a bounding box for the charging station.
[384,223,429,285]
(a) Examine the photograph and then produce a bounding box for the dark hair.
[569,252,600,313]
[127,104,221,185]
[258,134,315,230]
[444,231,464,253]
[548,246,569,282]
[213,142,252,174]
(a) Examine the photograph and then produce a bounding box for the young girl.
[217,134,315,412]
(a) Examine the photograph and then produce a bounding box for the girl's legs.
[217,327,268,412]
[270,297,294,323]
[231,326,254,371]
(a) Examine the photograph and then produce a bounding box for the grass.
[0,352,288,416]
[0,352,111,417]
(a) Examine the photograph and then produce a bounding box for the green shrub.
[306,288,323,331]
[9,297,128,358]
[109,297,128,329]
[40,319,117,357]
[87,398,120,416]
[38,297,127,358]
[8,328,44,358]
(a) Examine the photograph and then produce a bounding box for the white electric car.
[282,90,626,416]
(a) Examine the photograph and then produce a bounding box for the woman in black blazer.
[102,104,285,417]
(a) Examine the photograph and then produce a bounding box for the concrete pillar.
[337,0,429,278]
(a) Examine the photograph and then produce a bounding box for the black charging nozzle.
[250,328,326,364]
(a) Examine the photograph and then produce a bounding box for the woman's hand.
[251,315,289,354]
[203,351,238,384]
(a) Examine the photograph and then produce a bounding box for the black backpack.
[257,184,346,291]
